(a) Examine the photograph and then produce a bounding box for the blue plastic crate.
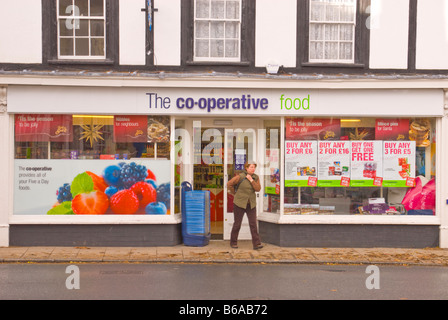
[181,181,211,247]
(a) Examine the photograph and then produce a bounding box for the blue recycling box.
[181,181,211,246]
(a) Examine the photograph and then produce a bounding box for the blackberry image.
[156,182,170,210]
[56,183,72,203]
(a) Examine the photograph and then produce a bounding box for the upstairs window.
[194,0,242,62]
[57,0,106,59]
[309,0,357,63]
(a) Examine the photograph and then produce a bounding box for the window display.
[14,114,172,216]
[284,117,436,216]
[262,120,281,214]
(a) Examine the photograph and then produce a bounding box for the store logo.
[176,95,269,113]
[146,92,269,113]
[280,94,311,111]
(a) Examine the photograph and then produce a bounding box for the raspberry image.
[109,189,140,214]
[130,181,157,208]
[56,183,72,203]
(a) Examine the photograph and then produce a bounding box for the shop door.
[223,127,258,240]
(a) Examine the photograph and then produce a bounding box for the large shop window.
[14,114,172,216]
[284,117,436,216]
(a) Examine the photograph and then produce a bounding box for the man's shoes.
[253,244,264,250]
[231,244,238,249]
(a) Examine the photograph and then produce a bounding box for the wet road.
[1,263,447,301]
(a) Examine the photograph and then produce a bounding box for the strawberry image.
[130,181,157,208]
[109,189,140,214]
[399,170,409,179]
[72,190,109,215]
[86,171,108,193]
[146,169,156,181]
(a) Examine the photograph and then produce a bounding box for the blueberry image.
[103,165,122,186]
[105,186,118,198]
[145,202,167,215]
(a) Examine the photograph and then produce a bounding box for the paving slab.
[75,247,106,261]
[103,247,132,261]
[156,247,184,261]
[1,243,448,265]
[129,247,158,261]
[21,247,54,260]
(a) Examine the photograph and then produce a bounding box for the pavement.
[1,240,448,266]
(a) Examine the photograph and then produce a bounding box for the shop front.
[3,84,445,248]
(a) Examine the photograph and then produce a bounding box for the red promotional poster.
[285,117,341,140]
[15,114,73,142]
[340,176,350,187]
[373,177,383,187]
[113,115,148,143]
[308,176,318,187]
[375,119,409,140]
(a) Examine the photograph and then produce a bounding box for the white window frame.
[309,0,357,64]
[193,0,242,62]
[57,0,106,60]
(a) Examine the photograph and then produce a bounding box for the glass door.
[223,127,258,240]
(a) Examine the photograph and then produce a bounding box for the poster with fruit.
[382,141,416,187]
[349,141,383,187]
[14,159,171,215]
[317,141,351,187]
[285,141,318,187]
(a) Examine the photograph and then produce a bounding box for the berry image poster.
[382,141,416,187]
[14,159,171,215]
[317,141,351,187]
[349,141,383,187]
[284,141,318,187]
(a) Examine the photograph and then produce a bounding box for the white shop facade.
[0,78,447,248]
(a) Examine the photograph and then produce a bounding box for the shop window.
[262,120,281,214]
[13,114,172,216]
[284,117,436,216]
[182,0,255,66]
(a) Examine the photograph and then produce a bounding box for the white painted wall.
[119,0,147,65]
[369,0,409,69]
[416,0,448,69]
[0,1,42,64]
[255,0,297,68]
[153,0,181,66]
